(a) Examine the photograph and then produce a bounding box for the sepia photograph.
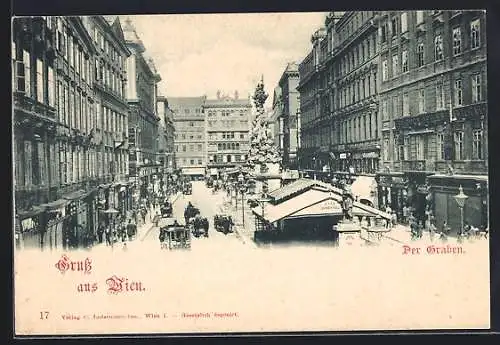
[12,10,490,336]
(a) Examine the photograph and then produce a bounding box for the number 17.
[40,311,49,320]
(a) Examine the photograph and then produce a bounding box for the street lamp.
[237,172,247,227]
[454,185,468,236]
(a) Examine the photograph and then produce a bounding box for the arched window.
[231,143,236,150]
[227,155,232,162]
[236,143,240,150]
[223,143,227,150]
[218,143,222,151]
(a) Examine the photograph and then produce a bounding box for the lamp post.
[258,182,271,231]
[237,173,245,227]
[454,185,468,236]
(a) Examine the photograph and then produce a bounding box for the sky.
[121,13,327,107]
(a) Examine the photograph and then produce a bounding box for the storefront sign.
[339,153,347,159]
[362,152,379,158]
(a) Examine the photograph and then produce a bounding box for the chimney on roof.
[234,90,239,100]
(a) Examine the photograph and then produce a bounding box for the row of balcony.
[394,160,487,174]
[14,92,57,120]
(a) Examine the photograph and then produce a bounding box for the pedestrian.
[97,223,104,243]
[105,226,112,246]
[402,205,408,224]
[391,211,397,227]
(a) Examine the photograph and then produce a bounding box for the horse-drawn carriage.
[160,201,173,218]
[184,203,209,238]
[188,215,210,238]
[214,214,234,235]
[158,218,191,250]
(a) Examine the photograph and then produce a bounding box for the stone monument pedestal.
[252,163,282,195]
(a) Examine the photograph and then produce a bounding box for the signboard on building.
[339,153,347,159]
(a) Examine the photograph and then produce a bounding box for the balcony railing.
[435,160,487,174]
[13,93,56,120]
[402,160,433,172]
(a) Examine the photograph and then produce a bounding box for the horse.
[214,215,234,234]
[189,215,209,238]
[184,205,200,224]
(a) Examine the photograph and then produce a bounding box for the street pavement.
[141,181,252,251]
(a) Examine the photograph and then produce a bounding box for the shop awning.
[40,199,69,211]
[350,175,376,205]
[253,184,392,223]
[62,189,87,201]
[16,206,45,220]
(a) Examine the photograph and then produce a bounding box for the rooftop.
[167,96,207,109]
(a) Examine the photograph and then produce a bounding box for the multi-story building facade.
[376,10,488,231]
[82,16,132,225]
[297,28,329,178]
[157,95,177,174]
[122,18,162,200]
[270,86,283,149]
[205,91,252,175]
[13,16,100,250]
[277,63,300,169]
[169,96,207,179]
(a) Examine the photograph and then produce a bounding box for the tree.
[247,76,281,172]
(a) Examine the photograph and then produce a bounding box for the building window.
[392,95,399,117]
[403,92,409,116]
[417,43,425,67]
[436,133,445,160]
[182,145,186,152]
[392,54,398,77]
[454,131,464,160]
[382,59,388,81]
[472,129,483,160]
[401,12,408,33]
[197,144,202,151]
[402,50,408,73]
[19,50,31,96]
[436,81,445,110]
[418,89,425,113]
[416,136,425,160]
[189,122,194,126]
[47,66,56,107]
[391,17,398,37]
[416,10,424,24]
[190,159,195,165]
[472,74,482,103]
[453,27,462,55]
[383,138,390,161]
[434,35,443,61]
[198,159,202,165]
[455,79,463,106]
[471,19,481,49]
[36,59,44,103]
[403,136,409,160]
[380,21,387,42]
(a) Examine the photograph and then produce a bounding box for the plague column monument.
[247,76,282,195]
